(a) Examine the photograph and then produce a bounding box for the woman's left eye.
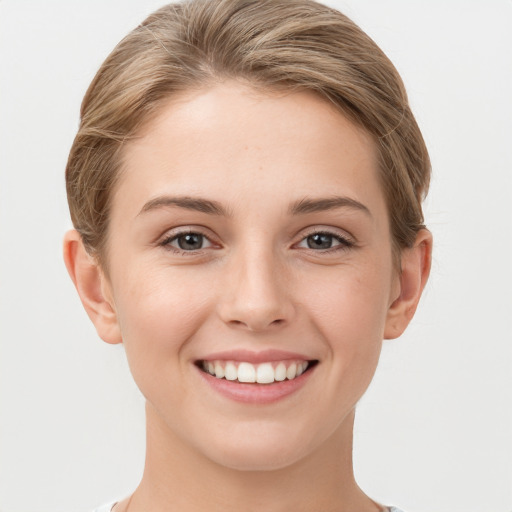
[297,232,353,251]
[162,232,213,252]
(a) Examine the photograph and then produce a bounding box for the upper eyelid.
[157,225,355,247]
[295,233,353,250]
[159,226,217,243]
[295,226,355,242]
[159,230,216,254]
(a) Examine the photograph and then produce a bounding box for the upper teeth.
[201,360,309,384]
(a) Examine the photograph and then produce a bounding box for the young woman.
[63,1,432,510]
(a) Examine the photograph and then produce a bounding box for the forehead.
[114,81,386,221]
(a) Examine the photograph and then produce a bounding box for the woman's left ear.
[384,229,433,339]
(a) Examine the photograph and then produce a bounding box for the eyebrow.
[139,196,229,217]
[289,196,371,217]
[138,194,371,218]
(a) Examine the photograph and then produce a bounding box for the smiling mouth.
[196,359,319,384]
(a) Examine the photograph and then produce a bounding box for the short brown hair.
[66,0,430,268]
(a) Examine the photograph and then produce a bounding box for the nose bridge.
[217,239,294,331]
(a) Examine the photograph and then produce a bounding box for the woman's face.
[102,81,400,470]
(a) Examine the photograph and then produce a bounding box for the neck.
[128,403,382,512]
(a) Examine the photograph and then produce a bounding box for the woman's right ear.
[63,229,122,345]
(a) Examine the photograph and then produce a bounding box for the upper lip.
[198,349,316,364]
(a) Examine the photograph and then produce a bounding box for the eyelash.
[297,229,355,253]
[158,228,355,255]
[159,230,214,254]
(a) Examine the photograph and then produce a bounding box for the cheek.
[299,261,392,370]
[112,266,212,376]
[304,262,391,330]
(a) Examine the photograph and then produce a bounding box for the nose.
[216,245,295,332]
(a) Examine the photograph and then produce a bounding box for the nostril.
[227,317,286,331]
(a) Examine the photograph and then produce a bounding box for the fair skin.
[64,81,431,512]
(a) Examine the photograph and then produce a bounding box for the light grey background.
[1,1,511,511]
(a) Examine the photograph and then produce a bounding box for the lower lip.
[196,364,316,404]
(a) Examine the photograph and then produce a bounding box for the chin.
[196,422,320,472]
[209,444,307,472]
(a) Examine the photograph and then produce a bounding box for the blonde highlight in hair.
[66,0,430,267]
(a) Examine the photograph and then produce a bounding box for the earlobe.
[63,229,122,345]
[384,229,433,340]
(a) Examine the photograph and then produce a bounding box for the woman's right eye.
[161,232,213,252]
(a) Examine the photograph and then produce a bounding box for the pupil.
[178,233,202,250]
[308,233,332,249]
